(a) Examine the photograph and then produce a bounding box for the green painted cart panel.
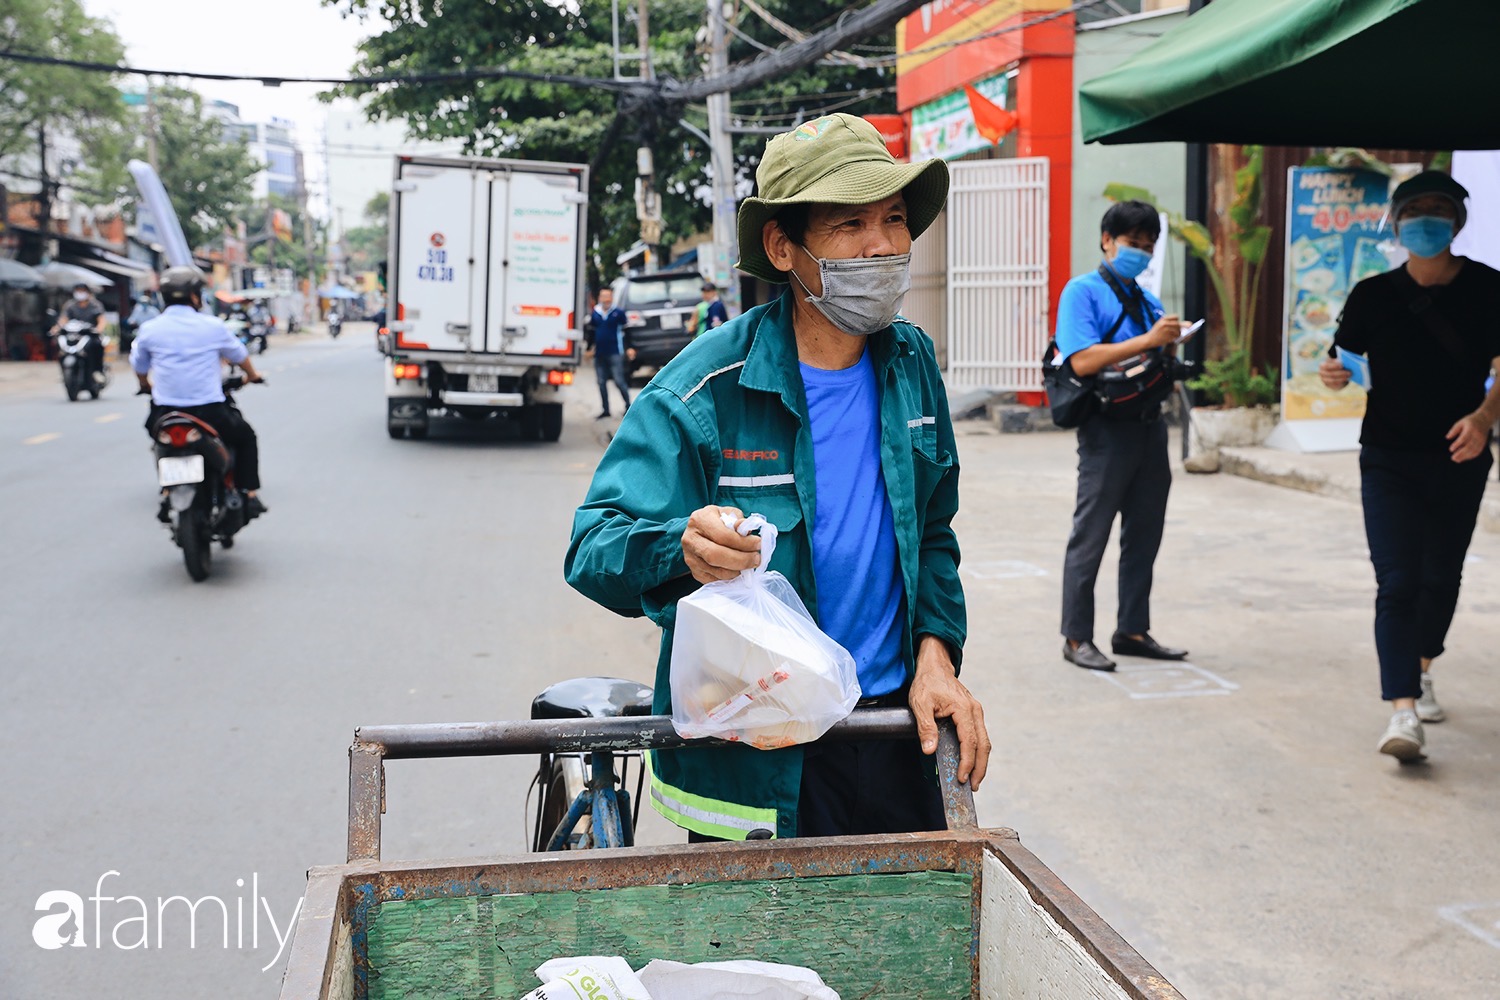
[365,871,974,999]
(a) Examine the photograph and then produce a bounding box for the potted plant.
[1105,145,1278,465]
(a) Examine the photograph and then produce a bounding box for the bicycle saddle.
[530,676,655,720]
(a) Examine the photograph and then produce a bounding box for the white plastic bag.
[637,958,840,1000]
[670,513,860,749]
[521,956,652,1000]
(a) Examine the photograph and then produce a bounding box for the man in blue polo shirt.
[586,286,633,419]
[1056,200,1188,672]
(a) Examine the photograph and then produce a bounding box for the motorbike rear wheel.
[64,368,82,401]
[179,508,212,582]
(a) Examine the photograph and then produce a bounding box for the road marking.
[1097,662,1239,700]
[94,413,122,424]
[1438,903,1500,950]
[964,560,1048,581]
[23,432,60,445]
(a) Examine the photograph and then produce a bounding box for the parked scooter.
[57,319,109,401]
[327,307,343,339]
[149,373,264,582]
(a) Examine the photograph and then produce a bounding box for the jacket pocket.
[711,489,805,578]
[911,444,953,514]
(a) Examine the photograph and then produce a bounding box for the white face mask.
[74,292,89,302]
[790,245,911,335]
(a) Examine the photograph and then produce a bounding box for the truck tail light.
[546,370,573,386]
[392,363,423,380]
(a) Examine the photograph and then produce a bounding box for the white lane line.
[94,413,122,424]
[23,432,61,445]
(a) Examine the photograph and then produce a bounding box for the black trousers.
[1061,415,1171,642]
[1360,444,1491,701]
[84,334,104,375]
[595,353,630,412]
[145,402,261,490]
[687,694,946,842]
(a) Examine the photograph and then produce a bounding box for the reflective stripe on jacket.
[564,291,966,839]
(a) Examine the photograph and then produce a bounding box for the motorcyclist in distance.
[130,266,268,518]
[52,282,109,385]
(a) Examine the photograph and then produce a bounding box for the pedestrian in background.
[695,281,729,336]
[1319,170,1500,761]
[585,286,633,420]
[1055,201,1191,672]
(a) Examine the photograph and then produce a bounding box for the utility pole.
[634,0,662,272]
[705,0,739,314]
[145,79,159,172]
[36,122,51,263]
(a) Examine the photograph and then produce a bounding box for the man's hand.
[626,348,638,362]
[1318,357,1351,391]
[240,359,264,384]
[1447,414,1490,463]
[584,347,595,360]
[681,505,761,584]
[136,374,152,396]
[1143,314,1185,350]
[908,636,991,790]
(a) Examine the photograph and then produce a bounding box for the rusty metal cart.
[279,709,1186,1000]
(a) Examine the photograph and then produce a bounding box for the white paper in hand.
[637,958,840,1000]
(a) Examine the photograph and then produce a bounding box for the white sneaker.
[1378,709,1425,760]
[1416,674,1446,723]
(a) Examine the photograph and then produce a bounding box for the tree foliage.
[242,193,325,281]
[80,85,262,251]
[321,0,896,287]
[0,0,127,188]
[341,191,390,275]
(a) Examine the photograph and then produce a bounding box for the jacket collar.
[739,290,912,404]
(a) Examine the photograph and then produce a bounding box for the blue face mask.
[1397,216,1456,259]
[1108,245,1152,281]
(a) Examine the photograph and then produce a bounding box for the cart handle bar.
[347,709,977,861]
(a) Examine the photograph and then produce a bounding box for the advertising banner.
[910,73,1007,162]
[1269,166,1391,452]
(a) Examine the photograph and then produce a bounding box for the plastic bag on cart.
[670,513,859,750]
[522,956,651,1000]
[638,958,841,1000]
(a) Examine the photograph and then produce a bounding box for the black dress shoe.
[1111,632,1188,660]
[1063,640,1116,672]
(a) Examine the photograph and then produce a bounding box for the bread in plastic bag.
[670,513,860,749]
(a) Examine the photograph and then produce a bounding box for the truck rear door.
[391,160,482,354]
[484,168,585,358]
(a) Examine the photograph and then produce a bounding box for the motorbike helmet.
[160,265,207,305]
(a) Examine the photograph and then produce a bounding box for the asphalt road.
[3,327,1498,998]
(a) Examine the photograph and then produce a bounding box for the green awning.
[1080,0,1500,149]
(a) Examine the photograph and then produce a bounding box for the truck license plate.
[658,312,682,330]
[469,374,499,392]
[157,455,205,487]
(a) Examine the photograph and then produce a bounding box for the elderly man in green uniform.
[566,114,989,841]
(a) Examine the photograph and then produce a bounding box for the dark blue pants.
[595,353,630,413]
[1360,445,1491,701]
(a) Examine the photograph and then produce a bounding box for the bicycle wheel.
[535,754,590,851]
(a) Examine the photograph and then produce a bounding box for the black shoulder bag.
[1092,266,1179,422]
[1392,272,1472,366]
[1041,270,1137,428]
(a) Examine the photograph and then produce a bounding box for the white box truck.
[383,154,588,441]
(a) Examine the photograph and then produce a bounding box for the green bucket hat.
[735,113,950,284]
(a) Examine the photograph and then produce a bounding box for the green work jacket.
[564,291,965,839]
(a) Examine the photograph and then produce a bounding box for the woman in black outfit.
[1320,171,1500,762]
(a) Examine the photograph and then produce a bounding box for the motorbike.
[226,314,267,354]
[149,374,263,582]
[327,309,343,339]
[57,319,109,401]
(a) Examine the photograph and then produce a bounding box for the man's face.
[765,195,911,298]
[1102,227,1155,261]
[598,290,613,309]
[701,287,716,301]
[1397,194,1460,230]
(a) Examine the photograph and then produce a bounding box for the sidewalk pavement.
[945,419,1500,999]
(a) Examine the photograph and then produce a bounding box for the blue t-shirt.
[800,349,906,697]
[591,307,628,357]
[1055,266,1164,363]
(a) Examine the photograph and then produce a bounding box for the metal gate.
[903,207,948,369]
[945,158,1049,391]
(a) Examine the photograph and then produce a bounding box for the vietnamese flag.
[965,85,1018,145]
